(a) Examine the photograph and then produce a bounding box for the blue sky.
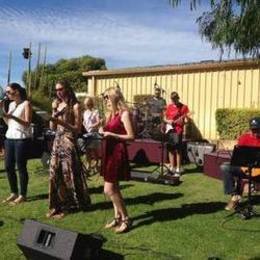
[0,0,239,87]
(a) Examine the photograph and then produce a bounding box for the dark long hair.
[56,80,79,120]
[7,82,27,101]
[56,80,78,106]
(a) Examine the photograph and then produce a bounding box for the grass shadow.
[89,184,134,194]
[183,166,202,175]
[99,249,124,260]
[89,192,183,211]
[27,193,48,202]
[132,201,226,229]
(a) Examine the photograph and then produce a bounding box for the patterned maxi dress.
[49,106,90,212]
[101,112,130,183]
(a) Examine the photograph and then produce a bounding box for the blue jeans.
[4,139,30,196]
[220,162,247,195]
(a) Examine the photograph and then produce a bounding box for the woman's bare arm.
[3,101,32,127]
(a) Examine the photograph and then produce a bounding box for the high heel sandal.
[52,212,67,219]
[2,194,18,204]
[46,209,58,218]
[114,218,132,234]
[104,217,121,229]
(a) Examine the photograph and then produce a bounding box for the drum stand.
[137,116,153,139]
[138,128,152,139]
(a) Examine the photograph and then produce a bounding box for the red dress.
[101,112,130,182]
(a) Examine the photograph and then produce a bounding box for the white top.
[5,101,32,139]
[83,109,99,133]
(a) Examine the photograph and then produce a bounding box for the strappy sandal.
[114,218,132,234]
[2,194,18,204]
[9,196,26,206]
[46,209,58,218]
[52,212,67,220]
[104,217,121,229]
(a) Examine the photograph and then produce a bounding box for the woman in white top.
[82,97,100,168]
[1,83,32,205]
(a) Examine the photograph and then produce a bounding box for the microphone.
[114,81,121,90]
[154,82,161,90]
[53,107,66,118]
[154,83,165,93]
[0,95,8,102]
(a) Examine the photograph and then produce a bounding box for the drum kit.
[132,101,164,141]
[0,95,164,168]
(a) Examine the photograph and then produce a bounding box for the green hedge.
[216,108,260,139]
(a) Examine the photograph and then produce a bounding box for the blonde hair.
[84,96,95,109]
[104,86,128,122]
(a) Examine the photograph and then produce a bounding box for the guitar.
[164,112,193,134]
[240,167,260,177]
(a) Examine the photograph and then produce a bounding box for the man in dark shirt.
[147,87,166,125]
[221,117,260,210]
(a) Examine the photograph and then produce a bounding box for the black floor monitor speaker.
[17,219,103,260]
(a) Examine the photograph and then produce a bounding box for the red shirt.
[238,132,260,147]
[165,103,189,134]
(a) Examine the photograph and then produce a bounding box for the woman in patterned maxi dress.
[47,80,90,219]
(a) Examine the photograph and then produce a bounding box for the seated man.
[220,117,260,211]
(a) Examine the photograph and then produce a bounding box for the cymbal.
[133,103,150,109]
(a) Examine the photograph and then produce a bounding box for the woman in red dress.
[100,87,134,233]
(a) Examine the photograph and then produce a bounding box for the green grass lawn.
[0,159,260,260]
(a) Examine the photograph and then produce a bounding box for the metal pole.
[33,42,41,90]
[28,42,32,99]
[7,50,12,85]
[39,44,47,91]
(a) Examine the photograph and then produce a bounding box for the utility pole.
[33,42,41,91]
[7,50,12,85]
[23,43,32,98]
[39,44,47,91]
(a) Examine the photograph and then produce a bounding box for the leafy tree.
[23,55,106,97]
[169,0,260,58]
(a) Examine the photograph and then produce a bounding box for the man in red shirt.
[163,91,189,177]
[221,117,260,210]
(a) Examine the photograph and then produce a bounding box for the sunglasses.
[6,91,15,95]
[103,95,109,100]
[55,87,64,92]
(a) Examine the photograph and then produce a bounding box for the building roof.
[83,59,260,78]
